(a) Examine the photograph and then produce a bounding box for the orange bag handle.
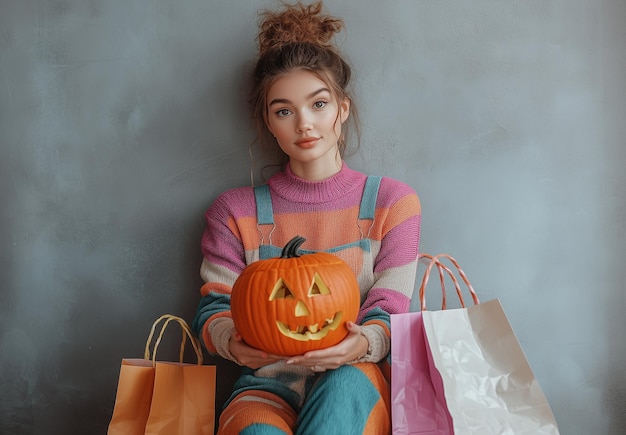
[418,253,479,311]
[144,314,204,366]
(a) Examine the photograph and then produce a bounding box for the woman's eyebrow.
[268,88,331,107]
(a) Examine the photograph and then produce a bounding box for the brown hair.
[249,1,360,172]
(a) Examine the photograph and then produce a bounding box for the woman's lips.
[295,137,319,148]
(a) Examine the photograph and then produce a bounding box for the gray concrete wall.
[1,1,624,433]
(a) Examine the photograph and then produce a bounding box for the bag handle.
[418,253,479,311]
[418,255,468,310]
[144,314,204,366]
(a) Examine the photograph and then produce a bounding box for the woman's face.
[265,69,350,180]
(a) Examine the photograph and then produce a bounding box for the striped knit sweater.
[192,163,421,364]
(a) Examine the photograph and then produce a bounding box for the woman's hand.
[229,329,284,369]
[285,322,368,372]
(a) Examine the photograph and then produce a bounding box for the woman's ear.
[339,97,350,123]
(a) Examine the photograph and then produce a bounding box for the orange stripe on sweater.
[365,319,391,337]
[231,190,420,253]
[200,282,231,297]
[380,194,421,235]
[233,206,366,251]
[232,216,261,250]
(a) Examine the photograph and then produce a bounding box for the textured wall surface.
[1,1,624,433]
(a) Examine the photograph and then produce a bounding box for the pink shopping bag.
[391,309,453,434]
[391,254,560,434]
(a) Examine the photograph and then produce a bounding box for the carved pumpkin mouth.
[276,312,343,342]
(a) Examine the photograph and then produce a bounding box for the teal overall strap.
[358,176,382,220]
[254,185,275,256]
[254,184,274,225]
[357,176,381,241]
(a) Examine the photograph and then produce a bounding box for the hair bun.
[258,1,344,57]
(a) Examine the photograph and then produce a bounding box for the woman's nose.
[296,110,313,132]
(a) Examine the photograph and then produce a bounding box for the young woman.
[192,2,421,433]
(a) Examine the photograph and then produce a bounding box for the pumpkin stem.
[281,236,306,258]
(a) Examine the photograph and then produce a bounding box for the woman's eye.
[276,109,291,117]
[313,101,327,109]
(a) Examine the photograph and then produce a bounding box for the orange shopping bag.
[108,314,216,435]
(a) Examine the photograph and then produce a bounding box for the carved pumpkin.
[231,236,360,356]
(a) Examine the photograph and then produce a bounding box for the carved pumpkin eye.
[269,279,312,317]
[309,273,331,297]
[269,279,295,301]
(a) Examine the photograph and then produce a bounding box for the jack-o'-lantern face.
[269,273,343,342]
[231,236,360,356]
